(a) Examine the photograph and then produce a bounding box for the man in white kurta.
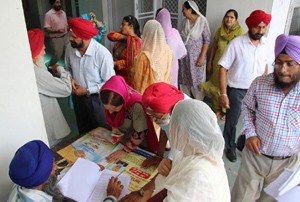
[28,28,71,147]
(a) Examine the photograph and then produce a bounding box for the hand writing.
[107,176,124,199]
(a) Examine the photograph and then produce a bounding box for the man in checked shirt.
[231,34,300,202]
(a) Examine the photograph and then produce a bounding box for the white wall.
[206,0,273,39]
[206,0,291,72]
[0,0,48,200]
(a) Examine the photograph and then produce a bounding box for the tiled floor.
[218,117,243,190]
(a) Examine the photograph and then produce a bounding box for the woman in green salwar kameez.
[200,9,244,119]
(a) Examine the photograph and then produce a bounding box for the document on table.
[57,158,131,202]
[264,164,300,201]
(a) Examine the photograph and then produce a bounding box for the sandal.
[221,114,226,121]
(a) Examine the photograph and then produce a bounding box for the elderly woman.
[148,99,230,201]
[156,8,187,88]
[131,20,173,94]
[107,15,141,84]
[179,1,210,100]
[200,9,244,119]
[100,76,158,162]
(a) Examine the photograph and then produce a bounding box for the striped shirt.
[242,73,300,157]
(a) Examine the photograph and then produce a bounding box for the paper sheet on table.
[57,158,130,202]
[88,170,130,202]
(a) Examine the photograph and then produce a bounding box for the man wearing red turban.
[245,10,272,29]
[121,82,189,201]
[218,10,271,163]
[140,82,187,169]
[27,28,71,147]
[65,17,115,134]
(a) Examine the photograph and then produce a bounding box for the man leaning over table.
[231,34,300,202]
[120,82,189,201]
[7,140,124,202]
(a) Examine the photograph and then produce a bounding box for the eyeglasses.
[146,108,165,120]
[272,61,299,70]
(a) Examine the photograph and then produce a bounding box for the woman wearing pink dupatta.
[100,76,158,162]
[156,8,187,88]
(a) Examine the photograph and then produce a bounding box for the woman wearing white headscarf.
[131,20,173,94]
[151,99,230,202]
[179,1,210,100]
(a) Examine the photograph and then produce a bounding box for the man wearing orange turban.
[218,10,271,163]
[27,28,71,147]
[65,17,115,134]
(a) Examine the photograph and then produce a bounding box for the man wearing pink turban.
[232,34,300,201]
[65,18,115,135]
[218,10,271,162]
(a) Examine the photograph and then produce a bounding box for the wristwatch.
[139,188,145,197]
[86,88,91,97]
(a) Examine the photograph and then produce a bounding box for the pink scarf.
[101,76,159,152]
[101,76,141,128]
[156,8,186,59]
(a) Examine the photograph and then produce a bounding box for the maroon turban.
[275,34,300,64]
[245,10,271,29]
[68,18,98,40]
[142,82,184,114]
[27,28,44,58]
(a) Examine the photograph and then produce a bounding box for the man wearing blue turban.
[7,140,125,202]
[8,140,62,201]
[232,34,300,201]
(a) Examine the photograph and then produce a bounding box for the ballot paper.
[264,164,300,201]
[57,158,131,202]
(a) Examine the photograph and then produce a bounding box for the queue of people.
[6,0,300,201]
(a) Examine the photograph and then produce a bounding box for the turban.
[27,28,44,59]
[68,18,98,40]
[9,140,54,188]
[275,34,300,65]
[142,82,184,114]
[245,10,271,29]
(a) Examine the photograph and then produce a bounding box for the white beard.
[154,114,171,126]
[34,57,46,68]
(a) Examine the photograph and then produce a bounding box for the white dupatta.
[181,14,209,44]
[153,100,230,202]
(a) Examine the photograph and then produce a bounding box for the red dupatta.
[126,35,141,86]
[101,76,158,152]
